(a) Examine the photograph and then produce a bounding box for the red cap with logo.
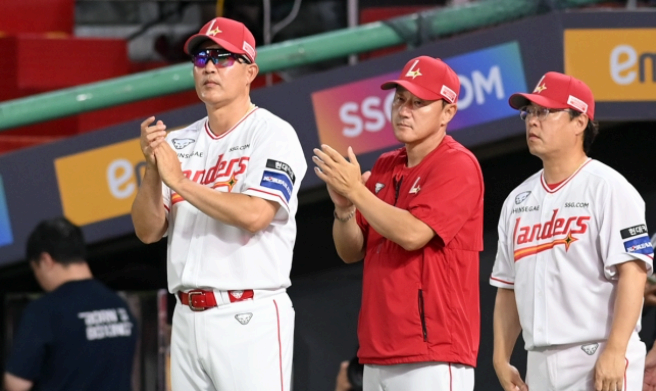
[381,56,460,103]
[508,72,595,120]
[184,17,257,63]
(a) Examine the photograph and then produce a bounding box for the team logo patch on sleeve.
[623,236,654,255]
[620,224,649,239]
[260,171,294,202]
[266,159,296,184]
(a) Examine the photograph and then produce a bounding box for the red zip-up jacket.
[356,136,484,366]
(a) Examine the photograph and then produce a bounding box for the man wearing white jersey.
[131,17,306,391]
[490,72,654,391]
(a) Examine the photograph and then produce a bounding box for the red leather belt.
[178,289,254,311]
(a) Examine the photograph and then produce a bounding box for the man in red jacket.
[313,56,484,390]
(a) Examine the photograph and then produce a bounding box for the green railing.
[0,0,605,131]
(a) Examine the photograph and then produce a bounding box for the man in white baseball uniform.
[131,17,306,391]
[490,72,654,391]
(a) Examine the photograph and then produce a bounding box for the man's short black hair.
[26,217,87,265]
[568,110,599,154]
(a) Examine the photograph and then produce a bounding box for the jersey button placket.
[190,214,207,287]
[534,193,552,346]
[189,147,212,287]
[180,208,203,287]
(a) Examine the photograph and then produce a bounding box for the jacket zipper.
[393,176,403,206]
[418,289,428,341]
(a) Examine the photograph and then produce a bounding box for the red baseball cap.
[381,56,460,103]
[509,72,595,120]
[184,17,257,63]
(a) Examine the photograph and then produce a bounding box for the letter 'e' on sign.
[564,28,656,101]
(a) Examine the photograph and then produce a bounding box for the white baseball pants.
[363,362,474,391]
[170,290,294,391]
[526,332,646,391]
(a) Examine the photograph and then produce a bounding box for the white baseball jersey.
[162,107,307,293]
[490,159,654,350]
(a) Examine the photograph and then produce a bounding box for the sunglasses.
[191,49,250,68]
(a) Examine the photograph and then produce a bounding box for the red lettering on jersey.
[192,170,206,183]
[516,223,542,245]
[513,209,590,261]
[561,216,578,236]
[212,157,250,191]
[234,156,249,175]
[552,218,565,235]
[214,156,250,178]
[181,156,251,195]
[203,154,226,184]
[539,209,558,239]
[572,216,590,234]
[218,158,239,178]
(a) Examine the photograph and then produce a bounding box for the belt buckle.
[187,291,207,312]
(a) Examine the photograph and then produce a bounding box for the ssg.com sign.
[311,41,527,155]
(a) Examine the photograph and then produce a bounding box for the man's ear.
[246,63,259,84]
[574,113,588,137]
[441,102,458,126]
[39,252,56,269]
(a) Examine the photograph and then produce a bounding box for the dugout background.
[1,121,654,391]
[0,8,655,391]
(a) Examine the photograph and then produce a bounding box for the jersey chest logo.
[409,177,421,194]
[513,209,590,261]
[173,154,250,205]
[172,138,195,149]
[515,191,531,204]
[182,154,250,186]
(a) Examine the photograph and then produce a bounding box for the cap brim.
[184,35,244,57]
[508,93,569,110]
[381,80,442,101]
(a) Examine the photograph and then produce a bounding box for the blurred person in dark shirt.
[3,217,137,391]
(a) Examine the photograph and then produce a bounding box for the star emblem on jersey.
[533,83,547,93]
[513,231,580,261]
[375,183,385,194]
[172,138,195,150]
[515,191,531,205]
[405,59,422,79]
[581,343,599,356]
[212,173,239,192]
[563,231,578,251]
[235,313,253,325]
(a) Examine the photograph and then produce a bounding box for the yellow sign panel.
[564,29,656,101]
[55,138,144,226]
